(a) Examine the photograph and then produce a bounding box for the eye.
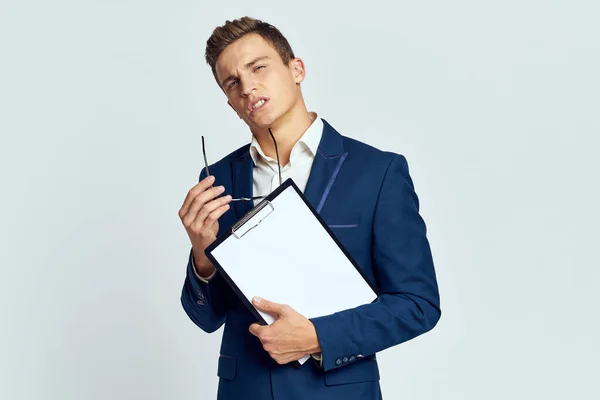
[227,80,238,90]
[255,65,266,72]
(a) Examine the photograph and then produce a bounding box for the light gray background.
[1,1,598,399]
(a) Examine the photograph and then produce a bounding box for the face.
[215,33,305,131]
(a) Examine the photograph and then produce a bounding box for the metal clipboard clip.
[231,199,275,239]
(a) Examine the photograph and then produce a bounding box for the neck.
[252,102,313,166]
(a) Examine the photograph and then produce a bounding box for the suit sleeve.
[180,169,231,333]
[310,154,441,372]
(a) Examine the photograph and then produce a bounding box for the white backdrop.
[1,1,598,399]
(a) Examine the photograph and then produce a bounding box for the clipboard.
[205,178,380,365]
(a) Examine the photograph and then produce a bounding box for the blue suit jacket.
[181,119,441,400]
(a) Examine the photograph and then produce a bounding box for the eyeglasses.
[202,128,282,202]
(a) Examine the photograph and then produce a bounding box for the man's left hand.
[249,297,321,365]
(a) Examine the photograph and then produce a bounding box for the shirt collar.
[250,111,323,166]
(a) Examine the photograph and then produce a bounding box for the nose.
[240,77,256,97]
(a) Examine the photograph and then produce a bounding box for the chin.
[250,113,279,129]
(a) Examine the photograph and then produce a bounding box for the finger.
[189,202,231,236]
[191,193,231,228]
[287,353,308,363]
[204,203,231,229]
[179,175,215,220]
[180,175,215,215]
[273,352,307,365]
[179,175,215,218]
[184,185,225,226]
[182,185,226,227]
[252,297,286,317]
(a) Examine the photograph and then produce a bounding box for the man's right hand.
[178,175,232,278]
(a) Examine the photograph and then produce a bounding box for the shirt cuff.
[191,254,217,283]
[311,353,323,368]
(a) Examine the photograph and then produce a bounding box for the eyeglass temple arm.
[203,131,281,188]
[268,128,282,187]
[201,136,211,179]
[230,196,267,202]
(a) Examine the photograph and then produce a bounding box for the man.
[179,16,440,400]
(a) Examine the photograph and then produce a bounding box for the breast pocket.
[325,213,361,229]
[324,213,363,253]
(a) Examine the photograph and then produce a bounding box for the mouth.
[249,97,269,113]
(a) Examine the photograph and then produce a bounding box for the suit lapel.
[231,120,347,219]
[231,150,254,219]
[304,119,348,214]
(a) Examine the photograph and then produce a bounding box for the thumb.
[248,323,265,338]
[252,297,284,316]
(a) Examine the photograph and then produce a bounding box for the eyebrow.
[220,56,271,88]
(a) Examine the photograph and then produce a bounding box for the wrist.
[307,323,321,354]
[192,251,215,277]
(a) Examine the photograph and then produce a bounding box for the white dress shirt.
[249,112,323,206]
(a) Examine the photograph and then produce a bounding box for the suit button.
[349,356,356,362]
[335,358,342,366]
[342,356,349,363]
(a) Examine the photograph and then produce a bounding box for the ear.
[290,58,306,84]
[228,100,243,119]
